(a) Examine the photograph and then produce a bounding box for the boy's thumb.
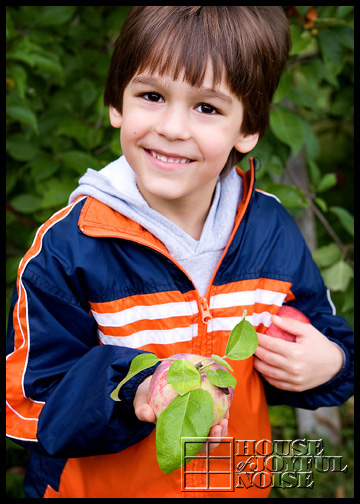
[135,404,156,423]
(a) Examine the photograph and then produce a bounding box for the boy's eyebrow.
[131,75,233,105]
[199,88,233,106]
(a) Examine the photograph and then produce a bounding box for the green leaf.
[156,389,214,474]
[211,354,233,372]
[8,65,28,99]
[321,260,354,292]
[56,119,103,150]
[6,132,39,162]
[329,206,354,237]
[36,6,77,27]
[59,150,102,174]
[31,53,63,80]
[29,155,60,182]
[289,25,313,56]
[41,180,77,209]
[270,108,304,154]
[313,243,341,268]
[167,359,201,396]
[314,197,328,213]
[128,352,158,375]
[316,173,337,193]
[6,105,38,133]
[332,25,354,51]
[10,193,43,214]
[336,6,354,19]
[225,317,258,360]
[110,353,159,401]
[319,29,345,76]
[308,160,321,188]
[273,70,293,103]
[206,369,237,389]
[264,184,308,209]
[301,120,320,161]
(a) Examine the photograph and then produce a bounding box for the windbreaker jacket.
[6,162,354,498]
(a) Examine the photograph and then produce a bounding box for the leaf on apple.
[156,388,214,474]
[225,312,258,360]
[167,359,201,396]
[211,354,234,371]
[110,352,159,401]
[206,369,237,389]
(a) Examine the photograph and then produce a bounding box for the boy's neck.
[136,178,218,241]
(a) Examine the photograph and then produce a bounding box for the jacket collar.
[78,158,256,251]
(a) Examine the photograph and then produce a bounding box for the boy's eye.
[196,103,219,115]
[141,92,164,103]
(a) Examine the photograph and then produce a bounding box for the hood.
[69,155,244,296]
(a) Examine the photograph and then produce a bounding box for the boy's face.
[110,64,258,216]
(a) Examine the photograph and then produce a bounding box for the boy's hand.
[133,375,156,423]
[198,410,229,454]
[133,375,230,452]
[253,315,344,392]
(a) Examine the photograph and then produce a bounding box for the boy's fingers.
[270,315,312,337]
[198,414,230,454]
[256,332,294,356]
[133,375,155,423]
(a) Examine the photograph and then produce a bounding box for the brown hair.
[104,6,291,173]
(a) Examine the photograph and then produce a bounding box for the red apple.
[148,353,234,427]
[265,306,310,342]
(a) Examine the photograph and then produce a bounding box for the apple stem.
[194,358,214,373]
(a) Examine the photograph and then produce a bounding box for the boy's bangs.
[137,37,223,90]
[133,8,228,90]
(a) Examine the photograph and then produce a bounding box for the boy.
[6,7,353,498]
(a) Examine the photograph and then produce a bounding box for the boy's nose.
[154,105,191,142]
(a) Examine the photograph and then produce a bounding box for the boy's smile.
[147,149,192,165]
[109,64,258,237]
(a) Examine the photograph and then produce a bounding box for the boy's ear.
[109,106,122,128]
[234,132,259,154]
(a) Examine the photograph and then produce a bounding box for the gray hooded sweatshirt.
[69,155,242,297]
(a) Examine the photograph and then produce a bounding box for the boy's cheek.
[120,115,143,140]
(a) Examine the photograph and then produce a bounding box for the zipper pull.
[199,297,213,324]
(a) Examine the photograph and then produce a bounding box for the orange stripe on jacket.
[6,199,85,441]
[90,289,193,314]
[212,277,294,296]
[97,314,197,337]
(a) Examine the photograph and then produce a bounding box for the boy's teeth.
[150,150,189,164]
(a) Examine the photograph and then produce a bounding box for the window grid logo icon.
[181,437,235,492]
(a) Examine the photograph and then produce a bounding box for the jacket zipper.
[199,297,213,324]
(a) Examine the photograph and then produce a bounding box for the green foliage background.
[6,6,353,498]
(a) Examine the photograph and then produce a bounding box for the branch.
[284,165,348,257]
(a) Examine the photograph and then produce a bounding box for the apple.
[265,306,310,342]
[148,353,234,427]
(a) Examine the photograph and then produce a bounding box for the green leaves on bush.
[6,7,131,269]
[6,7,132,309]
[241,6,354,322]
[270,108,304,155]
